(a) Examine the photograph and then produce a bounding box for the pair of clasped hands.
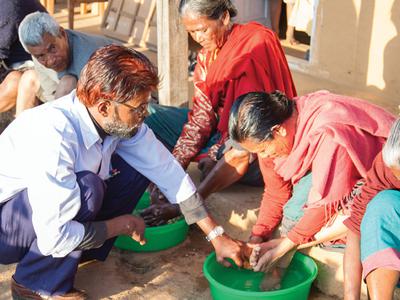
[212,234,296,273]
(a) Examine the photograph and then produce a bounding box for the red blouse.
[344,152,400,235]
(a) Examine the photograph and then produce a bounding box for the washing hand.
[249,237,296,272]
[140,203,181,226]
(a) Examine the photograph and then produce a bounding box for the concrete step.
[186,164,400,300]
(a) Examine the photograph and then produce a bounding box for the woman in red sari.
[144,0,296,221]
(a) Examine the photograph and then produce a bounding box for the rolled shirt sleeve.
[178,192,209,224]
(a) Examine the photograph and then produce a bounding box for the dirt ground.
[0,226,338,300]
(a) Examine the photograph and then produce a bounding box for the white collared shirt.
[0,91,196,257]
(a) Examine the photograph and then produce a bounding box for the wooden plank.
[142,3,157,50]
[101,0,123,31]
[40,0,55,15]
[131,0,154,46]
[91,2,106,15]
[47,0,55,15]
[68,0,108,29]
[80,3,88,15]
[115,0,139,40]
[156,0,188,107]
[68,0,74,29]
[101,0,141,43]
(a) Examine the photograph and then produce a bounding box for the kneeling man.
[0,45,244,299]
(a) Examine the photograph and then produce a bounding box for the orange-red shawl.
[173,22,296,168]
[206,22,297,135]
[274,90,396,209]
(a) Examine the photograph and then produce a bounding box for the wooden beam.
[92,2,106,16]
[68,0,74,29]
[47,0,55,15]
[80,3,88,15]
[156,0,188,107]
[40,0,55,15]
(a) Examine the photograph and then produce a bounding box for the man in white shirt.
[0,45,245,299]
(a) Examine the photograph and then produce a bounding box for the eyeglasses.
[109,100,149,117]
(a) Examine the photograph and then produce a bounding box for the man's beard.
[103,113,139,139]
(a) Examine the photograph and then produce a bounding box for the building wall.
[232,0,268,25]
[291,0,399,111]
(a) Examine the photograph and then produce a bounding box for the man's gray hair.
[178,0,237,20]
[383,118,400,169]
[18,12,61,52]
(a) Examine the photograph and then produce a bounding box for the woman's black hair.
[229,91,294,143]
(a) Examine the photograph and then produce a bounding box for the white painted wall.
[289,0,400,109]
[232,0,269,25]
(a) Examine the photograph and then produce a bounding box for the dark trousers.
[145,103,263,186]
[0,155,149,296]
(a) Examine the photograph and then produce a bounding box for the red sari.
[172,22,296,168]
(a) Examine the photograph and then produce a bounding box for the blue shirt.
[0,91,196,257]
[57,30,117,79]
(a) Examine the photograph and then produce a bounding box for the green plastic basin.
[203,252,318,300]
[134,192,151,211]
[114,192,189,252]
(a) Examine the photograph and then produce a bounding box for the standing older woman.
[145,0,296,196]
[343,119,400,300]
[228,90,395,278]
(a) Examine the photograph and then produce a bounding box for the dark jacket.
[0,0,47,66]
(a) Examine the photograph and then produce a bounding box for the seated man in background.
[0,45,245,299]
[344,118,400,300]
[0,0,47,133]
[18,11,118,101]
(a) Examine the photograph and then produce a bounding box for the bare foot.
[249,239,282,270]
[287,37,300,45]
[260,267,283,291]
[140,203,180,226]
[286,27,300,45]
[249,245,261,269]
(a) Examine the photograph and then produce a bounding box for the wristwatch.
[206,226,224,242]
